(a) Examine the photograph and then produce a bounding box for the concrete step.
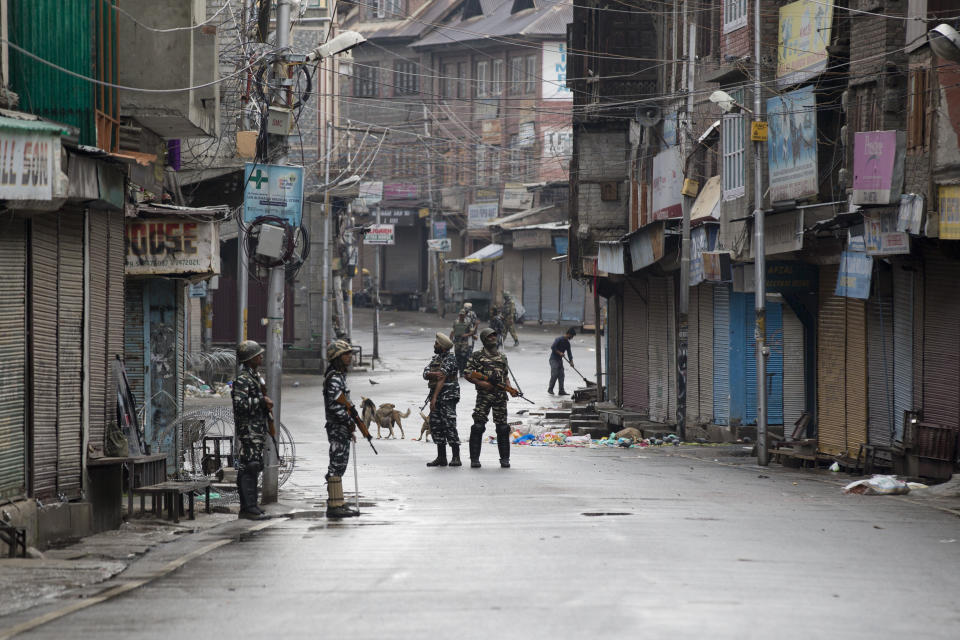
[571,421,610,439]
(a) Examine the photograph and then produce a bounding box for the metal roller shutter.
[687,285,700,424]
[818,265,847,455]
[892,264,913,441]
[867,273,895,448]
[30,215,60,499]
[922,251,960,430]
[622,280,648,413]
[384,225,422,292]
[522,251,539,322]
[541,251,560,323]
[607,293,622,406]
[124,281,146,405]
[0,217,27,499]
[88,214,109,456]
[845,296,868,454]
[697,284,714,425]
[782,303,806,429]
[559,265,586,323]
[713,286,730,425]
[57,211,84,497]
[766,303,784,426]
[666,277,677,423]
[648,277,673,423]
[107,211,125,438]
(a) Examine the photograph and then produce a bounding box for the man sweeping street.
[231,340,272,520]
[548,328,576,396]
[422,332,462,467]
[323,340,361,518]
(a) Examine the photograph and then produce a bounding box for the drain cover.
[581,512,632,517]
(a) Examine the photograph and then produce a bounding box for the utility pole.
[261,0,294,503]
[424,105,441,316]
[321,116,332,353]
[676,11,695,442]
[753,0,768,465]
[373,206,381,361]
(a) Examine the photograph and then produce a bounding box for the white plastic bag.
[843,475,910,496]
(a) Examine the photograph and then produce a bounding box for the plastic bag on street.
[843,475,910,496]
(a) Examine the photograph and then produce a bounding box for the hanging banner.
[541,42,573,101]
[652,146,683,220]
[467,202,498,229]
[835,250,873,299]
[898,193,924,235]
[243,163,304,225]
[358,181,383,206]
[690,224,719,286]
[852,131,905,206]
[777,0,834,87]
[427,238,452,252]
[863,210,910,256]
[938,185,960,240]
[767,86,818,202]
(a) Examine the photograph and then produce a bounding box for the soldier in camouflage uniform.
[451,309,473,375]
[502,292,519,346]
[231,340,271,520]
[464,327,516,469]
[323,340,360,518]
[423,332,461,468]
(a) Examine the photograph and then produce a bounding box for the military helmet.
[237,340,265,364]
[503,291,512,298]
[479,327,497,343]
[327,339,353,362]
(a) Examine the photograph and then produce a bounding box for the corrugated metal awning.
[446,243,503,264]
[597,241,625,275]
[0,112,72,135]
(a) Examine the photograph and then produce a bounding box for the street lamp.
[708,90,754,116]
[928,24,960,63]
[307,30,367,61]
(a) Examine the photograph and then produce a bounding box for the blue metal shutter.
[766,302,784,426]
[729,292,749,425]
[0,217,27,499]
[892,264,913,441]
[713,286,730,425]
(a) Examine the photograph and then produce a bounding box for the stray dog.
[360,397,377,430]
[616,427,644,444]
[361,398,410,440]
[415,411,432,442]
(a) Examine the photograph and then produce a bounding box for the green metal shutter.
[688,285,700,423]
[696,283,714,425]
[0,217,28,499]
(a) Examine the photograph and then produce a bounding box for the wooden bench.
[132,480,212,523]
[0,521,26,558]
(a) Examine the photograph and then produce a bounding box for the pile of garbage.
[495,428,685,448]
[185,374,232,398]
[842,475,928,496]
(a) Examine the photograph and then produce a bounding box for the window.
[376,0,402,18]
[457,62,467,99]
[907,68,930,154]
[354,64,377,97]
[491,59,504,96]
[508,135,533,181]
[524,55,537,95]
[698,1,721,58]
[508,57,523,95]
[722,90,745,199]
[394,61,418,96]
[723,0,747,34]
[441,63,455,98]
[476,60,489,97]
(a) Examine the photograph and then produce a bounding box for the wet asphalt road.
[16,310,960,639]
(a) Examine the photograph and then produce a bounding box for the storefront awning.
[597,241,625,275]
[0,113,73,135]
[446,243,503,264]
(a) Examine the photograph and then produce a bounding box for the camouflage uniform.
[423,350,460,445]
[502,298,519,344]
[464,347,512,466]
[231,366,268,512]
[452,317,472,374]
[323,367,354,478]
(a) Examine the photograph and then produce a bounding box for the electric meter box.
[257,223,286,259]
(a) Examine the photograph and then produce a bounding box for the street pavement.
[5,310,960,639]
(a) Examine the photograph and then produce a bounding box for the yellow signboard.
[777,0,833,87]
[750,121,769,142]
[939,185,960,240]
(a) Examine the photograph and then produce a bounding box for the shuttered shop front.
[782,303,806,429]
[921,251,960,431]
[892,264,913,441]
[622,279,648,414]
[30,210,85,499]
[713,286,730,425]
[0,217,27,498]
[867,265,895,449]
[817,264,868,456]
[647,276,675,423]
[687,284,714,425]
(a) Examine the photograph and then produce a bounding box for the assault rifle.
[465,371,535,404]
[335,393,379,454]
[257,373,282,463]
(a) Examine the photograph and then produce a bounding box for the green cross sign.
[248,169,268,189]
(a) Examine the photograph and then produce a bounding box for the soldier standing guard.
[423,332,462,467]
[464,328,516,469]
[451,309,473,375]
[323,340,360,518]
[502,292,520,346]
[232,340,271,520]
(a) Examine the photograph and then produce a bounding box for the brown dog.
[415,411,432,442]
[371,403,410,439]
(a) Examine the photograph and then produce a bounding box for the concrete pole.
[321,118,332,354]
[676,16,695,442]
[261,0,293,503]
[237,223,249,352]
[753,0,768,465]
[424,105,442,316]
[373,206,381,362]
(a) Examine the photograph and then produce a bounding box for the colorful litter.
[486,428,689,448]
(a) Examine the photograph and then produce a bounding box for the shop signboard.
[938,185,960,240]
[126,220,220,275]
[433,221,447,238]
[243,163,304,225]
[863,210,910,255]
[652,146,683,220]
[777,0,834,87]
[467,202,498,229]
[541,41,573,101]
[767,86,818,202]
[853,131,905,206]
[502,183,533,210]
[427,238,452,252]
[749,209,803,257]
[0,129,61,200]
[835,250,873,299]
[363,224,395,245]
[383,182,419,200]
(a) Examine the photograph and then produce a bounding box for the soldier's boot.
[426,443,448,467]
[238,471,268,519]
[496,424,512,468]
[469,424,485,468]
[449,443,462,467]
[326,476,359,518]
